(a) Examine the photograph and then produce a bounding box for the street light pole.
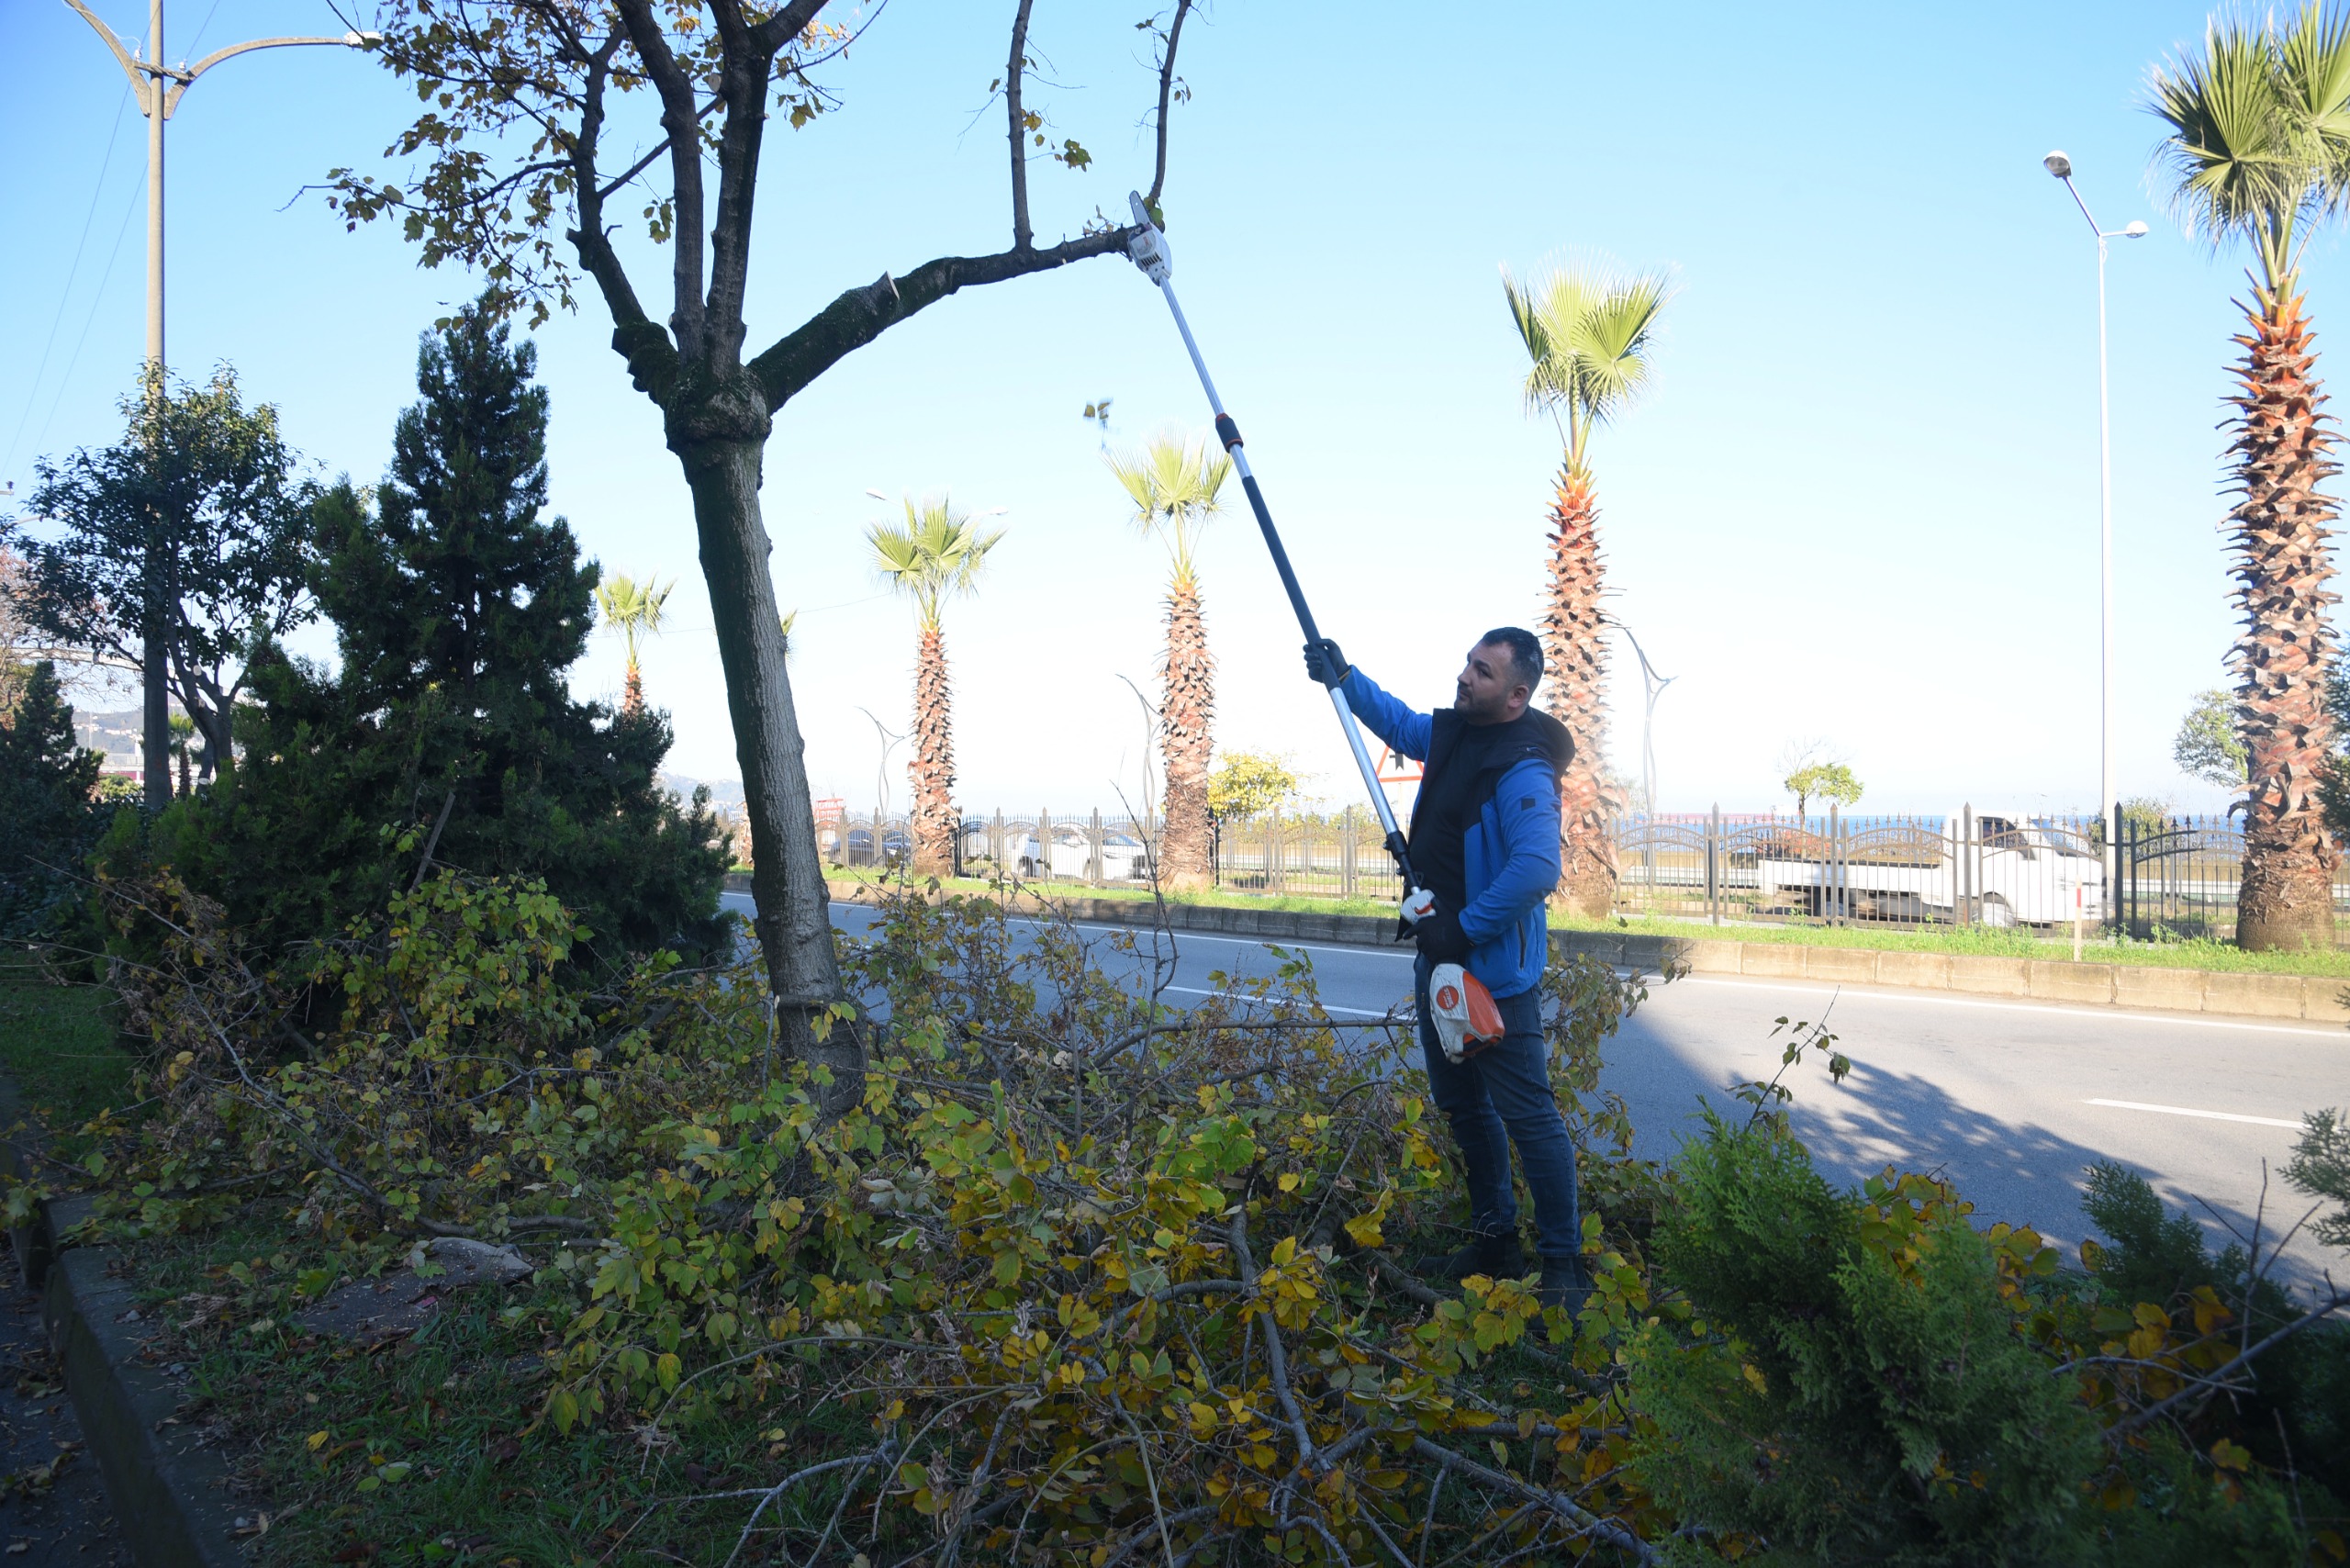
[1605,613,1675,819]
[62,0,376,806]
[2042,151,2147,913]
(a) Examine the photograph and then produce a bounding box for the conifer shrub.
[0,660,105,939]
[84,298,726,979]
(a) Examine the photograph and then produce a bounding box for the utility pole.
[62,0,375,807]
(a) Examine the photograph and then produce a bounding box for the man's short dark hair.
[1478,627,1542,695]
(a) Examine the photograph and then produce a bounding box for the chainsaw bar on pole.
[1123,192,1417,896]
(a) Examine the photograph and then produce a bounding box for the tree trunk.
[909,623,957,877]
[1158,577,1214,890]
[141,621,170,811]
[2230,284,2342,951]
[622,660,645,717]
[1541,465,1617,919]
[669,397,865,1114]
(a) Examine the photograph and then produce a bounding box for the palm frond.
[2280,1,2350,212]
[1103,431,1229,584]
[1500,253,1676,442]
[867,494,1004,629]
[2147,5,2350,278]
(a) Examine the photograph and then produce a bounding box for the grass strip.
[816,869,2350,980]
[0,958,139,1159]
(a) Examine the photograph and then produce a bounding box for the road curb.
[0,1070,250,1568]
[43,1240,249,1568]
[793,877,2350,1025]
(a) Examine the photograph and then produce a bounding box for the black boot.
[1539,1258,1589,1315]
[1415,1230,1528,1283]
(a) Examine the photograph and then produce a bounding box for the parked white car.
[1046,824,1151,881]
[956,821,1151,881]
[959,819,1041,876]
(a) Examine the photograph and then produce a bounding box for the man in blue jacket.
[1304,629,1584,1308]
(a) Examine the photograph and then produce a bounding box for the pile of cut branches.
[34,870,2348,1563]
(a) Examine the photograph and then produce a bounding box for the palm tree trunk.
[674,422,865,1116]
[1541,465,1617,918]
[622,659,645,717]
[1158,577,1214,890]
[909,623,957,877]
[2230,283,2343,950]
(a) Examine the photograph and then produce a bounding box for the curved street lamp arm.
[2059,174,2102,238]
[59,0,149,102]
[170,35,361,116]
[1602,610,1674,689]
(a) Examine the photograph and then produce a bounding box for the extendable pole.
[1123,194,1416,893]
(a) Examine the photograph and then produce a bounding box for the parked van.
[1755,811,2105,928]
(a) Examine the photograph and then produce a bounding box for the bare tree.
[328,1,1199,1111]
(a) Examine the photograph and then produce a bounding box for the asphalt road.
[722,892,2350,1296]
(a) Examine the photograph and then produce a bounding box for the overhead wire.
[27,172,146,471]
[3,81,134,482]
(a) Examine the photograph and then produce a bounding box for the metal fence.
[818,803,2350,946]
[822,806,1408,902]
[1612,808,2350,944]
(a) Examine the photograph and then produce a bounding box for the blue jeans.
[1415,956,1582,1267]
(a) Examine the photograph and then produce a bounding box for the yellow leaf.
[1276,1172,1301,1193]
[306,1430,330,1451]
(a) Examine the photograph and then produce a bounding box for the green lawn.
[0,958,139,1158]
[814,868,2350,980]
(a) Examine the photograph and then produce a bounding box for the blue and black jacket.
[1341,667,1572,1000]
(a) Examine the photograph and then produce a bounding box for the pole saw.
[1122,192,1419,904]
[1125,195,1505,1062]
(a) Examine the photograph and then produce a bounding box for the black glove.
[1304,637,1351,688]
[1413,902,1472,962]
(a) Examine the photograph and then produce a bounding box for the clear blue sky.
[2,1,2329,819]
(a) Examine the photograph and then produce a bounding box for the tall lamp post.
[62,0,377,807]
[2042,150,2147,911]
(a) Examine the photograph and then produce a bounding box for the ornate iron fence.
[1611,808,2349,944]
[813,802,2348,946]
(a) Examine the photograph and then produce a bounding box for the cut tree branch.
[747,228,1136,411]
[1409,1438,1659,1565]
[2105,1287,2350,1442]
[1006,0,1035,252]
[1147,0,1192,207]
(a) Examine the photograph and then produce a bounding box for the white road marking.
[2085,1099,2303,1130]
[1674,976,2346,1038]
[1156,984,1398,1019]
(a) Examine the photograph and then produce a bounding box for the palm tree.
[1106,431,1232,890]
[868,497,1003,876]
[595,574,674,716]
[1501,254,1672,917]
[2151,4,2350,948]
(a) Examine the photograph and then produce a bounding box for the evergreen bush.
[95,298,725,975]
